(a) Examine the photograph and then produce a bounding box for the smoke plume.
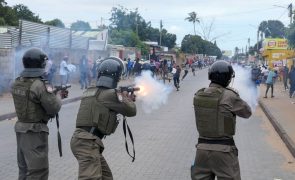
[134,71,173,113]
[231,64,259,112]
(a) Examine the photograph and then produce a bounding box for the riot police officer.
[70,57,137,180]
[191,60,252,180]
[11,48,62,180]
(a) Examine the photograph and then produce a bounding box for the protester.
[264,68,277,98]
[79,55,88,90]
[44,54,55,84]
[59,56,70,85]
[282,65,289,91]
[182,61,190,80]
[289,65,295,98]
[173,65,181,91]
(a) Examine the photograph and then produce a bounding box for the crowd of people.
[250,64,295,99]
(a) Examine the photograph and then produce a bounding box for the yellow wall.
[262,49,295,69]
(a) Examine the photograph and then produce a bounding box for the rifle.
[117,86,140,94]
[54,84,71,99]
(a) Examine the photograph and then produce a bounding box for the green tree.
[181,34,222,58]
[286,22,295,47]
[109,5,176,49]
[161,29,176,49]
[0,0,18,26]
[181,34,203,54]
[185,11,200,36]
[70,20,91,31]
[109,29,139,47]
[0,17,5,25]
[258,20,285,38]
[45,18,65,28]
[13,4,42,23]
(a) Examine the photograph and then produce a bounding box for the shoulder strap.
[123,116,135,162]
[55,113,62,157]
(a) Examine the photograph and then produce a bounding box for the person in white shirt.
[59,56,69,85]
[44,54,54,84]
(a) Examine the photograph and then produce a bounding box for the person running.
[173,65,181,91]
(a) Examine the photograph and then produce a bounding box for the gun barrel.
[133,87,140,91]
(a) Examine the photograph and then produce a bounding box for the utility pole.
[159,20,163,46]
[135,16,138,36]
[257,30,259,53]
[288,3,293,24]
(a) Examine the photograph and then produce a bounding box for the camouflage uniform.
[70,87,136,180]
[11,69,62,180]
[191,83,252,180]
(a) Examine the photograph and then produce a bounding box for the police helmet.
[208,60,235,87]
[96,57,125,88]
[22,48,48,69]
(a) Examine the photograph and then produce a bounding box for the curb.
[0,96,82,121]
[259,100,295,158]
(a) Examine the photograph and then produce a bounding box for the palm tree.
[185,11,200,36]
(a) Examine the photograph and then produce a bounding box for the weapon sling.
[55,113,63,157]
[123,116,135,162]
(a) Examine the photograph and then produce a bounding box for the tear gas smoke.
[134,71,173,113]
[231,65,259,112]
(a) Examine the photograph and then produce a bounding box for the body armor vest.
[194,87,236,138]
[11,77,47,123]
[76,87,118,135]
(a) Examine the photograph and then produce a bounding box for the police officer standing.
[11,48,62,180]
[191,60,252,180]
[70,57,137,180]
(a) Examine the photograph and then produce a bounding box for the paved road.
[0,68,295,180]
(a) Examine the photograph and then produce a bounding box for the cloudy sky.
[5,0,293,54]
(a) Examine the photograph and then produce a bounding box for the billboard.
[222,50,232,57]
[263,38,288,50]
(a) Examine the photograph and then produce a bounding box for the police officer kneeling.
[70,57,137,180]
[191,60,252,180]
[11,48,62,180]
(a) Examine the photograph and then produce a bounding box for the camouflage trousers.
[16,131,49,180]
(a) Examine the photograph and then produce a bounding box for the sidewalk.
[259,81,295,157]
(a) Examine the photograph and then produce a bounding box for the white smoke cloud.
[231,64,259,112]
[134,71,173,113]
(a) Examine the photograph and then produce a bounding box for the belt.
[77,126,104,139]
[198,138,235,146]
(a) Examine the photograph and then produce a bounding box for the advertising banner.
[263,38,288,50]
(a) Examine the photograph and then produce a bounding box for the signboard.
[263,38,288,50]
[222,50,232,57]
[272,53,285,58]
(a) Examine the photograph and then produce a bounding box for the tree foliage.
[109,5,176,49]
[0,0,18,26]
[286,22,295,48]
[258,20,285,38]
[13,4,42,23]
[109,29,149,55]
[181,34,222,58]
[185,11,200,36]
[70,20,91,31]
[45,18,65,28]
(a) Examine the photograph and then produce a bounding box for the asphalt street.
[0,68,295,180]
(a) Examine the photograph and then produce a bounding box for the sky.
[5,0,294,54]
